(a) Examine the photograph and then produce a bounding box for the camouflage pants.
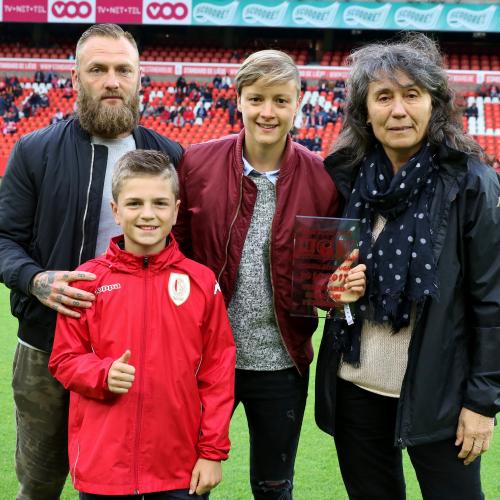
[12,343,69,500]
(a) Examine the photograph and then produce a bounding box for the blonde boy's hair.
[235,50,301,97]
[112,150,179,202]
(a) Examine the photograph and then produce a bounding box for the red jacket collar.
[104,234,184,273]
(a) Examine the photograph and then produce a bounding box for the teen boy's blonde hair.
[235,50,301,97]
[112,150,179,201]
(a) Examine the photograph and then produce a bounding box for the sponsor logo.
[97,5,141,16]
[145,1,188,20]
[193,1,238,25]
[168,273,190,306]
[51,0,92,18]
[485,74,500,84]
[447,6,496,31]
[242,1,289,27]
[343,4,391,29]
[3,3,47,15]
[214,281,221,295]
[95,283,121,295]
[395,5,443,29]
[292,3,339,28]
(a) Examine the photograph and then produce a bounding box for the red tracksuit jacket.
[49,236,236,495]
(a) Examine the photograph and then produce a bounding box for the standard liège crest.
[168,273,190,306]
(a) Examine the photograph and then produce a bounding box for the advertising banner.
[485,74,500,84]
[447,71,478,85]
[3,0,47,22]
[191,1,499,33]
[142,0,191,24]
[96,0,142,23]
[0,58,498,86]
[47,0,95,23]
[1,0,498,30]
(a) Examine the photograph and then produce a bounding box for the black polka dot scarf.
[331,142,439,365]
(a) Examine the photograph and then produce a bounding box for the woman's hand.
[327,249,367,304]
[456,407,495,465]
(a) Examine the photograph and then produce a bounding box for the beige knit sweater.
[338,216,414,397]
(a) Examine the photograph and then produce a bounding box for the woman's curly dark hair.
[333,33,483,166]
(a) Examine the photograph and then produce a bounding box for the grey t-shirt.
[92,135,136,257]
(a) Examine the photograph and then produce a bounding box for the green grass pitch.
[0,285,499,499]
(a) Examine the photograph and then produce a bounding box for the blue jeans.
[234,367,309,500]
[334,378,484,500]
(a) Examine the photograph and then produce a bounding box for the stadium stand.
[1,25,499,176]
[1,72,499,175]
[1,41,499,71]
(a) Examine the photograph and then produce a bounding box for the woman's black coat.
[315,144,500,447]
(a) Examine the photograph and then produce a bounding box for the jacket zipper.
[394,180,458,448]
[73,442,80,486]
[217,173,244,283]
[78,143,95,265]
[268,181,300,373]
[134,255,149,494]
[394,299,428,448]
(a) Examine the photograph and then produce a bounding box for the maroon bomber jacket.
[174,129,339,375]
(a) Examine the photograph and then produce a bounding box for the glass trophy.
[291,216,360,319]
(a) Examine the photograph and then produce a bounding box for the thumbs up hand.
[107,350,136,394]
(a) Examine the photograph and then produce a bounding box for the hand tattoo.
[32,271,57,301]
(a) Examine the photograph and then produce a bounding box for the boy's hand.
[327,249,367,304]
[189,458,222,495]
[107,350,135,394]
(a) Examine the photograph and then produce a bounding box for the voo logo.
[95,283,121,295]
[52,1,92,18]
[146,2,188,20]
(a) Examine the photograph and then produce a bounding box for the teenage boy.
[49,150,235,499]
[174,50,365,499]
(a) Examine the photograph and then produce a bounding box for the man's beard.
[77,84,140,139]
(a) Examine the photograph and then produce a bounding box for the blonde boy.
[50,150,235,499]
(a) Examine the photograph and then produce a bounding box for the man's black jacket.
[316,144,500,447]
[0,117,182,352]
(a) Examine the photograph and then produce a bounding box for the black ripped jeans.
[234,367,309,500]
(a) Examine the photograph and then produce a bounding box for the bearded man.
[0,24,182,500]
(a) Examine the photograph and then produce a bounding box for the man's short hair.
[235,50,301,97]
[112,150,179,201]
[75,23,139,69]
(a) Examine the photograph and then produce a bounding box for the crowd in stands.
[0,73,75,134]
[0,76,22,134]
[139,74,241,130]
[1,73,499,170]
[477,83,500,99]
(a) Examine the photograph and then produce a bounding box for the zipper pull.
[143,256,149,268]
